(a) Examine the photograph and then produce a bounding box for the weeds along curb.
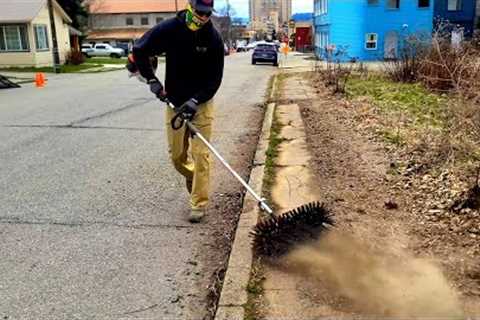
[214,76,277,320]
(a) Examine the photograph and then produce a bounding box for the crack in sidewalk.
[2,97,156,131]
[3,124,162,132]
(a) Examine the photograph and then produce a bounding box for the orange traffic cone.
[35,72,45,88]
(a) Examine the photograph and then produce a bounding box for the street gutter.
[214,74,278,320]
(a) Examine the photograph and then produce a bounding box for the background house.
[0,0,72,67]
[314,0,433,61]
[291,13,314,52]
[86,0,187,51]
[434,0,477,37]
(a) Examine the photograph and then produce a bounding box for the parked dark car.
[252,43,278,66]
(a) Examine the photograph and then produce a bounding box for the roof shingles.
[0,0,44,22]
[0,0,71,23]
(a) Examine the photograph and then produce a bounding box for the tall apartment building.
[249,0,292,29]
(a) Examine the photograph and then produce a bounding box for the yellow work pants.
[165,100,213,211]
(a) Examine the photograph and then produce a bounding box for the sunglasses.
[194,9,212,18]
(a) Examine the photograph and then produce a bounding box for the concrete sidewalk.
[279,51,384,72]
[279,52,316,71]
[262,74,331,319]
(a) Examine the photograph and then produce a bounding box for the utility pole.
[226,0,232,46]
[47,0,61,73]
[175,0,178,13]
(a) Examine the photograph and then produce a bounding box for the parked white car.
[81,43,125,58]
[236,40,248,52]
[246,42,258,51]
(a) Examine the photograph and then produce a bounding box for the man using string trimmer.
[129,0,224,223]
[128,0,332,255]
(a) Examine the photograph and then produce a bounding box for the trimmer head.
[251,202,334,257]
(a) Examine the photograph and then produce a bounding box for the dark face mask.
[185,4,211,31]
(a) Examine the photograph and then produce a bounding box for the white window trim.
[320,0,328,14]
[365,33,378,50]
[448,0,461,11]
[387,0,400,9]
[0,24,30,52]
[34,24,49,51]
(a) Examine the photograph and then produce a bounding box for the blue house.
[434,0,477,37]
[314,0,434,61]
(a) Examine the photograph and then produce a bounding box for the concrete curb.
[214,93,276,319]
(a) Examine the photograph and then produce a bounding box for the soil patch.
[278,74,480,317]
[191,105,264,320]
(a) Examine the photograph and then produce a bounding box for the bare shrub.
[316,46,354,94]
[382,24,480,103]
[383,33,430,83]
[325,62,353,94]
[419,25,480,101]
[66,50,86,65]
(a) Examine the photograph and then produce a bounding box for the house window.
[368,0,379,5]
[318,31,329,48]
[126,17,134,25]
[315,0,328,14]
[156,17,164,24]
[141,17,149,25]
[34,25,49,51]
[316,31,330,53]
[448,0,462,11]
[418,0,429,7]
[320,0,328,14]
[365,33,378,50]
[0,24,29,52]
[387,0,400,9]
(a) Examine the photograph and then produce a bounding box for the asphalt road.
[0,53,275,319]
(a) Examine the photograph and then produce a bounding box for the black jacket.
[133,11,224,107]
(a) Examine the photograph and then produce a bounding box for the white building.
[87,0,187,48]
[0,0,72,67]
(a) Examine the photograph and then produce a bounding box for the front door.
[384,31,398,60]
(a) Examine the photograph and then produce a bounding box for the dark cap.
[190,0,214,12]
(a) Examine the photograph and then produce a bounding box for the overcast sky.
[215,0,313,18]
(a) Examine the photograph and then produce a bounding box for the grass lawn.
[0,63,102,73]
[85,57,128,65]
[346,75,447,128]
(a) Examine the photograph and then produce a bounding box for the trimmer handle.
[171,112,185,130]
[164,98,185,130]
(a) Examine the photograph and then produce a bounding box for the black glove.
[177,98,199,121]
[148,78,167,101]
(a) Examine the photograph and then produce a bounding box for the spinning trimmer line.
[166,99,334,257]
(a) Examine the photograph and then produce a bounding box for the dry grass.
[345,75,480,173]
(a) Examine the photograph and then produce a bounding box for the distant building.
[292,13,313,52]
[86,0,187,49]
[477,0,480,28]
[249,0,292,30]
[314,0,433,61]
[211,14,231,44]
[434,0,477,37]
[0,0,73,67]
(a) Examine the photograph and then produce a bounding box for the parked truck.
[81,43,125,58]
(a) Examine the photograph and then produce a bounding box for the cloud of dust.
[284,233,464,318]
